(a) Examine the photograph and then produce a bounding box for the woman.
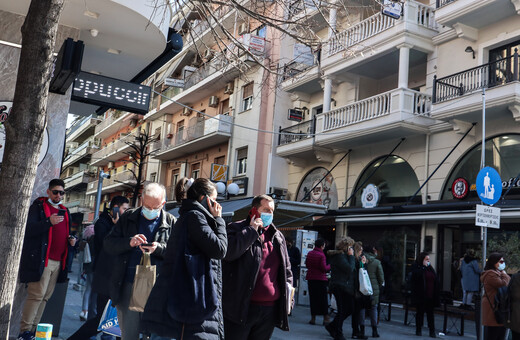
[482,252,510,340]
[410,252,440,338]
[174,177,194,202]
[325,237,355,340]
[509,271,520,339]
[364,245,384,338]
[352,242,369,340]
[141,178,228,340]
[460,249,481,310]
[305,238,331,325]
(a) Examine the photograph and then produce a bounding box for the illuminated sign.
[72,72,151,114]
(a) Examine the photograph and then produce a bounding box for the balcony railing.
[92,133,136,161]
[95,111,122,133]
[184,54,229,90]
[86,170,136,194]
[278,119,315,146]
[289,0,322,16]
[433,51,519,103]
[436,0,457,8]
[328,1,436,56]
[282,59,318,81]
[320,88,431,132]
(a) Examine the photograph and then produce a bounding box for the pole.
[479,88,486,340]
[94,170,110,220]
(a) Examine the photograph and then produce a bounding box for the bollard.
[35,324,53,340]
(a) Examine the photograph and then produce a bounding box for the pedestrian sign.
[476,166,502,205]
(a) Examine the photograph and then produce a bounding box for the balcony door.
[489,40,520,86]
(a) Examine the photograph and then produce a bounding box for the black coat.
[104,208,174,306]
[19,198,70,284]
[91,211,115,296]
[222,219,292,330]
[410,262,440,306]
[140,199,228,340]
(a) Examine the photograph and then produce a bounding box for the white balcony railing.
[320,88,431,132]
[92,133,136,162]
[328,1,437,56]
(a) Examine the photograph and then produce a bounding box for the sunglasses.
[51,190,65,196]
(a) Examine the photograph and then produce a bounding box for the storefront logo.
[361,184,379,208]
[451,177,469,199]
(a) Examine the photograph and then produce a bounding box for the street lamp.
[94,169,110,220]
[216,182,240,199]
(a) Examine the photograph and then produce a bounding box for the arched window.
[351,155,420,206]
[441,134,520,200]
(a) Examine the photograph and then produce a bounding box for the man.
[223,194,292,340]
[287,238,301,288]
[18,179,77,340]
[104,183,174,340]
[67,195,129,340]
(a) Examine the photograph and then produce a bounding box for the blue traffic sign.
[476,166,502,205]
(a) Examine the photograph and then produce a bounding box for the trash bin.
[40,279,69,337]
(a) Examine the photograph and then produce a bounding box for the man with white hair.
[104,183,175,340]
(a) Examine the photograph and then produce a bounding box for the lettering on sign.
[475,204,500,229]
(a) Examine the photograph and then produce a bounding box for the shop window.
[236,148,248,176]
[441,134,520,200]
[241,82,253,112]
[351,155,420,206]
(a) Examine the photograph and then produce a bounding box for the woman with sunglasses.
[482,253,510,340]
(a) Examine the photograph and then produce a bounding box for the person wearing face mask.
[17,179,77,340]
[482,252,510,340]
[104,183,175,340]
[410,252,440,338]
[222,194,293,340]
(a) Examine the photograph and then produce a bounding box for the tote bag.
[359,267,374,296]
[97,300,121,336]
[129,252,156,312]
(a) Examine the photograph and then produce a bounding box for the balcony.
[281,58,322,93]
[154,114,232,160]
[323,1,437,77]
[90,133,137,167]
[64,199,93,214]
[86,170,137,196]
[94,112,142,140]
[62,137,99,169]
[63,169,94,190]
[66,117,100,143]
[435,0,518,29]
[432,53,520,121]
[314,88,434,149]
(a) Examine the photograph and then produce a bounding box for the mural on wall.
[296,167,338,209]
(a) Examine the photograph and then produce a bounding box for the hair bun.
[185,178,195,190]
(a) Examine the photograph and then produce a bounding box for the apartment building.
[60,116,101,227]
[276,0,520,294]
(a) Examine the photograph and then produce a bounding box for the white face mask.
[48,198,61,206]
[498,262,506,271]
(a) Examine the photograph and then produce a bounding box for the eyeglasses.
[51,190,65,196]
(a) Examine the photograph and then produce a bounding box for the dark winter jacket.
[328,250,355,296]
[140,199,228,339]
[365,252,384,305]
[104,207,174,306]
[222,219,292,330]
[19,198,70,284]
[91,211,116,296]
[410,262,440,306]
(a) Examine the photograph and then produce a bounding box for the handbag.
[83,243,92,264]
[129,252,156,312]
[359,267,374,296]
[167,215,218,323]
[97,299,121,336]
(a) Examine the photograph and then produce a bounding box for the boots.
[372,326,379,338]
[415,327,422,336]
[353,326,368,339]
[429,329,437,338]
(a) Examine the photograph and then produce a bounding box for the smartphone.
[141,243,154,247]
[58,209,66,216]
[248,207,265,235]
[112,206,120,216]
[200,195,215,211]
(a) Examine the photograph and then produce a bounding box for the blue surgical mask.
[260,213,273,227]
[426,261,431,267]
[142,206,161,220]
[48,198,61,206]
[498,263,506,271]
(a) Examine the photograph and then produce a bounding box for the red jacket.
[305,248,330,281]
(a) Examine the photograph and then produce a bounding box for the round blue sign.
[476,166,502,205]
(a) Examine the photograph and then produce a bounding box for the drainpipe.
[422,134,430,204]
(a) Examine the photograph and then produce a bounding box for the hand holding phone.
[58,209,66,216]
[200,195,215,211]
[248,207,263,233]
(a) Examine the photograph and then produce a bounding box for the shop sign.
[382,0,403,19]
[451,177,469,199]
[210,163,228,182]
[475,204,500,228]
[231,177,248,196]
[476,166,502,205]
[361,184,380,208]
[164,77,184,88]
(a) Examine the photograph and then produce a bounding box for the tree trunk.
[0,0,64,337]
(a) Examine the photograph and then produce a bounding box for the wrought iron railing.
[436,0,457,8]
[433,51,519,103]
[278,119,315,146]
[282,59,318,81]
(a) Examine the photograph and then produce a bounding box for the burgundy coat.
[305,248,330,281]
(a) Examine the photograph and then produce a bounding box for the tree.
[0,0,65,336]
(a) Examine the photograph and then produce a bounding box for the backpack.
[493,284,511,325]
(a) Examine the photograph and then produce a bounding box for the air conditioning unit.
[224,82,234,94]
[182,107,192,116]
[238,23,248,35]
[107,161,114,169]
[208,96,219,107]
[269,187,288,199]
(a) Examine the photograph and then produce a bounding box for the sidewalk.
[58,258,478,339]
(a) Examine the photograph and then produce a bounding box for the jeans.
[368,303,378,327]
[82,271,93,311]
[224,304,277,340]
[115,283,141,340]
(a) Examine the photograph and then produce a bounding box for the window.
[214,156,225,165]
[236,148,248,175]
[241,82,253,111]
[220,98,230,116]
[256,25,267,38]
[191,162,201,179]
[176,120,185,144]
[150,172,157,182]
